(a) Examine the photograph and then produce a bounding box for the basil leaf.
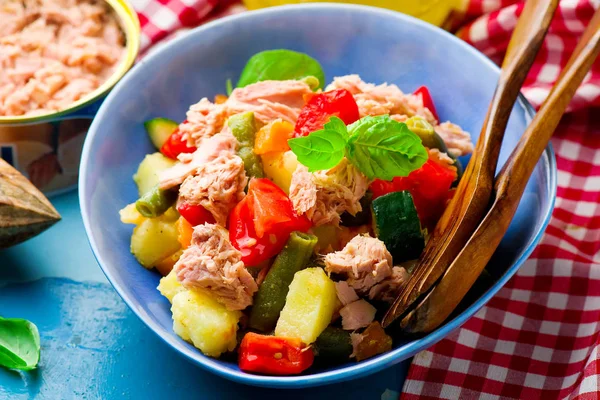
[347,115,428,180]
[236,50,325,91]
[288,129,347,172]
[323,116,349,139]
[0,317,40,370]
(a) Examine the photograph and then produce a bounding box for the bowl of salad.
[80,4,556,388]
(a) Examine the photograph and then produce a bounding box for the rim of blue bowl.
[80,3,558,389]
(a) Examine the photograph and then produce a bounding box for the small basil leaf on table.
[347,115,428,180]
[236,50,325,91]
[0,317,40,370]
[288,129,347,172]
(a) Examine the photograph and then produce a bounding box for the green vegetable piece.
[340,191,372,227]
[371,191,424,263]
[135,185,177,218]
[405,116,448,152]
[347,115,428,180]
[0,317,40,371]
[228,112,265,179]
[144,118,178,150]
[248,231,318,332]
[133,152,176,196]
[314,326,353,363]
[236,50,325,91]
[288,116,348,172]
[225,79,233,96]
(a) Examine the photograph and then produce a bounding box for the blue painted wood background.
[0,193,408,399]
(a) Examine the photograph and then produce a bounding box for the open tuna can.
[0,0,140,196]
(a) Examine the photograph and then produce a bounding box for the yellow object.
[176,217,194,249]
[133,152,176,196]
[119,203,145,225]
[275,268,337,344]
[243,0,460,27]
[130,214,181,268]
[171,290,242,357]
[261,150,299,194]
[157,269,186,303]
[155,249,182,276]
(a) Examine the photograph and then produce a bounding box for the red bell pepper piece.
[238,333,314,375]
[370,158,457,229]
[413,86,440,122]
[177,202,215,226]
[294,89,360,137]
[160,125,197,159]
[229,178,311,267]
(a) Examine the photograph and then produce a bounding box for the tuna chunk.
[340,299,377,331]
[175,223,258,310]
[178,154,247,226]
[158,132,237,190]
[182,80,313,146]
[325,74,436,124]
[428,148,457,171]
[289,158,368,227]
[434,122,474,157]
[335,281,359,306]
[0,0,125,116]
[325,235,393,294]
[368,266,410,303]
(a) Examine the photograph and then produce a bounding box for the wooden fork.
[382,0,560,328]
[395,7,600,333]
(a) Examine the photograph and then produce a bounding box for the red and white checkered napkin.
[130,0,600,398]
[403,1,600,399]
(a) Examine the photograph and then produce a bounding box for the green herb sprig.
[288,115,428,180]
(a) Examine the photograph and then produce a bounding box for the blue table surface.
[0,192,409,400]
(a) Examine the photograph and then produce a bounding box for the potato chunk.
[275,268,337,344]
[171,290,241,358]
[157,269,185,303]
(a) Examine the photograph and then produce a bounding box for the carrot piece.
[177,217,194,248]
[254,119,294,155]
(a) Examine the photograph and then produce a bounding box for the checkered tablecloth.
[130,0,600,398]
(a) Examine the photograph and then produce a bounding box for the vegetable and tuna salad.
[120,49,474,375]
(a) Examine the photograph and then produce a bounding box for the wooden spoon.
[398,7,600,333]
[382,0,559,328]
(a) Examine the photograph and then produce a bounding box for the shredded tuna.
[0,0,126,116]
[158,132,237,190]
[434,122,474,157]
[350,333,363,358]
[175,223,258,310]
[428,148,457,171]
[335,281,359,306]
[289,158,368,227]
[325,235,393,294]
[325,75,436,124]
[181,80,312,146]
[340,299,377,331]
[368,266,410,303]
[178,154,247,226]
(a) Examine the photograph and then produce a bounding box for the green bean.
[248,231,318,332]
[228,112,264,179]
[405,116,448,152]
[135,184,177,218]
[314,326,353,363]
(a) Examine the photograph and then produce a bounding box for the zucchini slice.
[144,118,178,150]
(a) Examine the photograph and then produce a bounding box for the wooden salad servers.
[382,0,560,328]
[0,159,61,248]
[384,4,600,332]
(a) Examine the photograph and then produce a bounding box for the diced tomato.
[160,125,197,159]
[413,86,439,122]
[177,202,215,226]
[294,89,360,137]
[229,178,311,267]
[239,332,314,375]
[370,158,457,229]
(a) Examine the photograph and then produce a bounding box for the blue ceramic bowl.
[80,4,556,388]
